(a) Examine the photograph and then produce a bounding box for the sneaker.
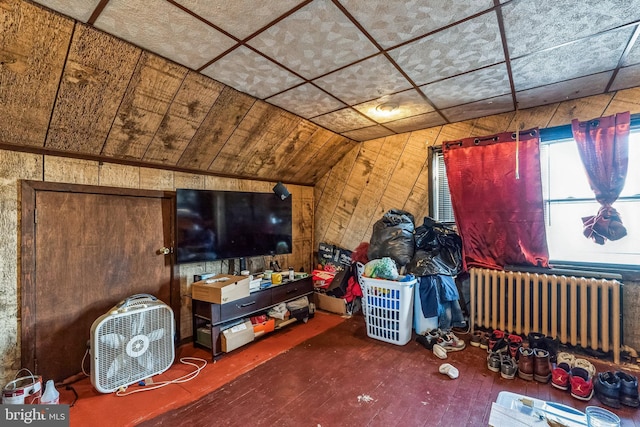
[488,330,505,351]
[570,366,594,401]
[528,331,545,350]
[488,337,508,354]
[487,351,501,373]
[595,371,621,408]
[500,355,517,380]
[507,334,523,359]
[552,362,572,390]
[615,371,640,408]
[470,331,484,347]
[437,332,466,352]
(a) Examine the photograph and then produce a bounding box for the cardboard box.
[192,274,250,304]
[252,318,275,337]
[221,320,254,352]
[314,292,347,315]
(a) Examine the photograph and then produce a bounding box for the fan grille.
[92,303,174,393]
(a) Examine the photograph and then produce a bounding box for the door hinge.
[34,209,37,224]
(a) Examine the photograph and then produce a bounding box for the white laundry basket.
[361,276,416,345]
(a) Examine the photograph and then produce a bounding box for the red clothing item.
[344,277,363,303]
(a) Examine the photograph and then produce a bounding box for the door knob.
[158,247,171,255]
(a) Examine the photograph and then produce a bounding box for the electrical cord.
[115,357,208,397]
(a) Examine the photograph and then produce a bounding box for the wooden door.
[21,182,178,383]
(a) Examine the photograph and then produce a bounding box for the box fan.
[90,294,175,393]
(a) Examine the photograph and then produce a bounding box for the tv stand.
[192,275,313,358]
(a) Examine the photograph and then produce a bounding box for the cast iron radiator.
[469,267,622,363]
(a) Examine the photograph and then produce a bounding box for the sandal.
[439,363,459,379]
[433,344,448,360]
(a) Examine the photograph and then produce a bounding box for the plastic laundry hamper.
[361,276,416,345]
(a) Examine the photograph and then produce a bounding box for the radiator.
[469,268,622,364]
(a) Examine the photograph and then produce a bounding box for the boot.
[533,348,551,383]
[517,347,534,381]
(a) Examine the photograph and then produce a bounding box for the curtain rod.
[540,112,640,142]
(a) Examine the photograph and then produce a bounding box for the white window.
[540,131,640,267]
[431,129,640,268]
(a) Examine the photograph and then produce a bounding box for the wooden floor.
[141,314,640,427]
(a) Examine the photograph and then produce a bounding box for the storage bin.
[361,277,416,345]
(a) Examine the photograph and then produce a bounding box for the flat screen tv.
[175,189,292,264]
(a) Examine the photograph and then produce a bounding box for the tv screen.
[176,189,292,264]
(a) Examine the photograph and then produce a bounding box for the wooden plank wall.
[314,87,640,255]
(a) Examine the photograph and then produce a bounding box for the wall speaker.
[273,182,291,200]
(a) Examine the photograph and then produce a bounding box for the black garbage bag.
[408,217,462,276]
[367,209,415,267]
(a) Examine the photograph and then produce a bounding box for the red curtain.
[443,129,549,271]
[571,112,630,245]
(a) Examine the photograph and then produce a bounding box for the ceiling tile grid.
[29,0,640,142]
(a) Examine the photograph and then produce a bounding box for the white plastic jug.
[41,379,59,404]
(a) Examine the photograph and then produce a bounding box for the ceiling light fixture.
[375,102,399,114]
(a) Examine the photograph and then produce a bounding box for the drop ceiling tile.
[313,55,412,105]
[31,0,102,22]
[388,11,504,85]
[173,0,303,40]
[623,36,640,66]
[341,125,395,142]
[384,112,447,134]
[310,108,375,133]
[516,72,612,109]
[421,63,510,109]
[441,94,513,123]
[353,89,435,124]
[503,0,640,58]
[511,27,633,92]
[266,83,345,118]
[247,0,378,79]
[94,0,236,70]
[201,46,303,99]
[610,63,640,91]
[340,0,494,49]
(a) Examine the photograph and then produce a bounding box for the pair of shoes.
[470,330,487,348]
[595,370,640,408]
[551,352,576,390]
[439,363,459,379]
[569,358,596,401]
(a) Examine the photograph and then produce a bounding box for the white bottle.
[41,379,59,404]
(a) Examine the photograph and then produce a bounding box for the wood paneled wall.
[314,87,640,253]
[0,149,314,385]
[313,87,640,352]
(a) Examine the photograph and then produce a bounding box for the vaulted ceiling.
[3,0,640,184]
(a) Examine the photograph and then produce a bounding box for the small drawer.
[221,291,271,320]
[272,278,312,304]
